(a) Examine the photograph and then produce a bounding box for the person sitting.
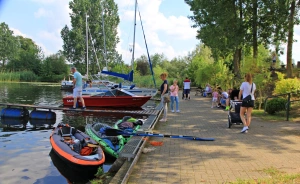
[220,90,229,108]
[203,84,212,97]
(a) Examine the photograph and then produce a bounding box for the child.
[170,79,180,112]
[211,88,219,108]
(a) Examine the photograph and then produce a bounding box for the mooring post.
[286,93,291,121]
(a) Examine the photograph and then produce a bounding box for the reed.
[0,71,38,82]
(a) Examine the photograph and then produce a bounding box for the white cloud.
[34,8,53,18]
[31,0,56,4]
[10,28,27,37]
[116,0,198,64]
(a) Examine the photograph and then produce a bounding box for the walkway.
[126,92,300,184]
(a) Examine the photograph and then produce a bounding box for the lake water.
[0,83,156,184]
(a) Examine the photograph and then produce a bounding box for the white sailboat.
[82,0,157,96]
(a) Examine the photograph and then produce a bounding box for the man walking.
[183,77,191,100]
[70,66,86,109]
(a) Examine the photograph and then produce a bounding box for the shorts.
[272,60,276,63]
[212,97,217,102]
[73,87,82,98]
[184,89,190,94]
[242,100,254,108]
[220,98,226,105]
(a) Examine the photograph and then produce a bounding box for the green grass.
[227,167,300,184]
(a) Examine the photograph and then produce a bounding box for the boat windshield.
[102,89,132,97]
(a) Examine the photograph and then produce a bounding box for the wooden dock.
[0,103,160,116]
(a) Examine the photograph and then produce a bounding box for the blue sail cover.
[101,70,133,82]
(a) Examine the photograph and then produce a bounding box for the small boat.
[62,89,151,107]
[50,124,105,170]
[114,116,144,144]
[85,123,125,158]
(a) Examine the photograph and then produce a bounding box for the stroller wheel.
[227,115,232,128]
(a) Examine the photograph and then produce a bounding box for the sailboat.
[82,0,158,97]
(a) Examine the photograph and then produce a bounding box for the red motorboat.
[63,89,151,107]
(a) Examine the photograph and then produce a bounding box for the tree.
[6,36,43,75]
[61,0,120,75]
[0,22,17,68]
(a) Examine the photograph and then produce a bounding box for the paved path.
[127,92,300,184]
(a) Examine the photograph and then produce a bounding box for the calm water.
[0,83,156,184]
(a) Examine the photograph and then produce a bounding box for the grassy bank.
[228,167,300,184]
[0,71,65,83]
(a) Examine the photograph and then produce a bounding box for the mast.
[131,0,138,82]
[102,4,108,69]
[86,14,89,77]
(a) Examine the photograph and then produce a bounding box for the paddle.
[105,128,215,141]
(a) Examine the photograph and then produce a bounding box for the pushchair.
[227,100,243,128]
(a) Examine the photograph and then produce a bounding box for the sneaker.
[69,107,76,109]
[81,106,86,110]
[241,126,248,133]
[176,110,180,113]
[171,110,175,113]
[159,119,167,122]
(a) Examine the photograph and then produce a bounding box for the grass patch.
[253,102,300,122]
[227,167,300,184]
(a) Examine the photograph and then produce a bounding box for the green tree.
[6,36,43,75]
[61,0,120,76]
[0,22,17,68]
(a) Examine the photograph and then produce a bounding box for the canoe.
[85,123,125,158]
[50,124,105,170]
[114,116,144,144]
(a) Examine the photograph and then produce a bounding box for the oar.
[105,128,215,141]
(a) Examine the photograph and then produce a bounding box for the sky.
[0,0,299,65]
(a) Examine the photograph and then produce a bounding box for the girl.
[211,88,219,108]
[170,79,180,112]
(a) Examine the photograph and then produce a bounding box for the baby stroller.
[227,100,243,128]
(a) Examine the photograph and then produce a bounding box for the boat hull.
[63,95,151,107]
[50,125,105,169]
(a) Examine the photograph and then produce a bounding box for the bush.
[274,78,300,95]
[265,98,287,114]
[19,71,38,82]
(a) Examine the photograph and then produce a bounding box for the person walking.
[183,77,191,100]
[70,66,86,109]
[170,79,180,113]
[239,73,256,133]
[159,72,169,122]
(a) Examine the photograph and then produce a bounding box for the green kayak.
[113,116,144,144]
[85,123,125,158]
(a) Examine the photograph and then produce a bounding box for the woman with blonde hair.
[238,73,256,133]
[159,72,169,122]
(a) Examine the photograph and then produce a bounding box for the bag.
[163,93,170,103]
[242,83,254,107]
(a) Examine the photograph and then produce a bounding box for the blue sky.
[0,0,299,65]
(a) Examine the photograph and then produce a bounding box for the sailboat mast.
[102,5,108,68]
[131,0,138,82]
[86,13,89,77]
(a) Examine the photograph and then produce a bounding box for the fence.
[264,91,300,121]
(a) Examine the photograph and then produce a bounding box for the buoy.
[29,110,56,120]
[30,119,56,125]
[0,108,29,118]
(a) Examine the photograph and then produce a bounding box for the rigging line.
[137,5,156,88]
[87,25,102,73]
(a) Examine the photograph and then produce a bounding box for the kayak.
[85,123,125,158]
[50,123,105,170]
[113,116,144,144]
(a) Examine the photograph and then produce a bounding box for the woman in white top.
[238,73,256,133]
